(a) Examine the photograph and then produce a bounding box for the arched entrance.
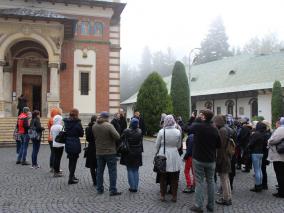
[11,40,49,116]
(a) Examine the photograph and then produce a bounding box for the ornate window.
[225,100,234,116]
[204,101,213,110]
[81,21,89,35]
[94,22,103,35]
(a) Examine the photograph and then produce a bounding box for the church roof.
[0,8,77,39]
[121,52,284,105]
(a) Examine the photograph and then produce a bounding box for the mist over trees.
[195,16,232,64]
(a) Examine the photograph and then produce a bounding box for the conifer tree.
[170,61,189,121]
[136,72,172,135]
[272,80,283,127]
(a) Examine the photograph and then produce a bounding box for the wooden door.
[22,75,42,112]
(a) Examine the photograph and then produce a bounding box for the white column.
[49,63,60,98]
[0,61,4,117]
[47,63,60,115]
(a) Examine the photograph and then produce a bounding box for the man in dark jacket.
[119,110,128,133]
[16,107,30,165]
[188,109,221,213]
[238,120,252,172]
[133,111,146,135]
[92,112,121,196]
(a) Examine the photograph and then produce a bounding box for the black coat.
[119,116,127,133]
[85,122,97,168]
[248,123,267,154]
[30,117,45,141]
[111,118,122,135]
[238,126,251,149]
[64,118,84,157]
[120,128,143,167]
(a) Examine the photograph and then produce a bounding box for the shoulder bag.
[276,138,284,154]
[55,127,67,144]
[117,131,129,154]
[153,128,167,173]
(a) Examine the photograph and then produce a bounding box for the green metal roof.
[121,52,284,105]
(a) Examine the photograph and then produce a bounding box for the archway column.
[47,62,60,117]
[0,60,5,117]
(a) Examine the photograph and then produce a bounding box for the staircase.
[0,117,49,144]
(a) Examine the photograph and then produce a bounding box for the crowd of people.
[13,106,284,212]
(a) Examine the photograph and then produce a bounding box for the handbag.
[83,138,88,158]
[276,139,284,154]
[55,127,67,144]
[153,128,167,173]
[117,132,129,154]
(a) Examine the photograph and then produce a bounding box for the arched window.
[94,22,103,35]
[204,101,213,110]
[81,21,89,35]
[249,98,258,117]
[225,100,234,116]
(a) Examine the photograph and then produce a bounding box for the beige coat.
[267,126,284,162]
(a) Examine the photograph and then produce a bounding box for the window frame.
[79,71,90,96]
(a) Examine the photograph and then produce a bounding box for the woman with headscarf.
[268,117,284,198]
[155,115,182,202]
[120,118,143,192]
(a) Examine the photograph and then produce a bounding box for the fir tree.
[272,81,283,127]
[170,61,189,121]
[196,16,232,64]
[136,72,173,135]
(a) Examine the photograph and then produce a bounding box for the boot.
[250,185,262,192]
[91,172,97,186]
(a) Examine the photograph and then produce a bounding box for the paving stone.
[0,141,283,212]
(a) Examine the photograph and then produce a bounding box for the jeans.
[193,159,216,209]
[48,141,55,169]
[16,140,21,154]
[31,139,41,166]
[96,154,118,193]
[251,154,263,185]
[17,134,29,162]
[53,147,64,173]
[68,154,79,179]
[127,166,139,190]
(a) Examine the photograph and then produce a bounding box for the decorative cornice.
[48,63,59,69]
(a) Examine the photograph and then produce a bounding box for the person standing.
[187,109,221,213]
[111,113,122,135]
[238,120,252,172]
[64,109,84,184]
[119,110,128,133]
[17,94,27,116]
[47,107,62,173]
[16,107,31,165]
[92,112,121,196]
[85,115,97,186]
[30,110,45,169]
[120,118,143,192]
[155,115,182,202]
[248,122,267,192]
[267,118,284,198]
[133,111,146,136]
[51,115,65,177]
[213,115,232,206]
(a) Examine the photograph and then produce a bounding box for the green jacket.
[92,118,120,155]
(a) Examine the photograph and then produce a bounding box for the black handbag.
[55,127,67,144]
[276,139,284,154]
[153,128,167,173]
[117,132,129,154]
[83,138,88,158]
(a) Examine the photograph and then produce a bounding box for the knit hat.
[130,118,139,129]
[100,111,109,118]
[23,107,30,113]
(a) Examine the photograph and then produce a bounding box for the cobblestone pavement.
[0,141,283,213]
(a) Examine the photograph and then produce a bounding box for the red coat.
[17,113,29,134]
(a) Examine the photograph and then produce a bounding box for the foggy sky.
[120,0,284,66]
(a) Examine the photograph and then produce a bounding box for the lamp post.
[188,48,200,116]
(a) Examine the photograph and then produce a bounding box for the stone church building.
[0,0,125,117]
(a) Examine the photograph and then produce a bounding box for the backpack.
[225,126,236,156]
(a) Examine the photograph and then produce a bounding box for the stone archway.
[0,32,61,117]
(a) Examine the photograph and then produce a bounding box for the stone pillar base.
[47,97,60,118]
[0,100,4,117]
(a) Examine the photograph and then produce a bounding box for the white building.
[121,53,284,123]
